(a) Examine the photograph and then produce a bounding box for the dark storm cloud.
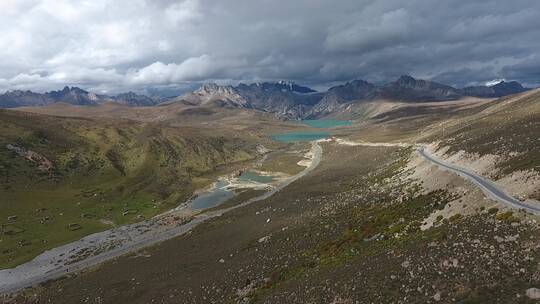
[0,0,539,93]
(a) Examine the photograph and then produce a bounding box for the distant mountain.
[461,81,529,98]
[0,77,531,119]
[175,81,322,118]
[307,76,466,117]
[309,80,377,116]
[112,92,162,106]
[0,90,54,108]
[180,83,247,107]
[0,87,166,108]
[46,86,102,105]
[0,86,104,108]
[381,75,462,101]
[173,77,532,119]
[234,82,322,118]
[253,80,317,94]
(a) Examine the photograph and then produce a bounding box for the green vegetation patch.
[259,150,306,175]
[0,109,258,269]
[249,146,455,300]
[434,92,540,175]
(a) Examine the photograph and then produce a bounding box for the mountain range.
[0,76,530,119]
[171,76,529,118]
[0,86,162,108]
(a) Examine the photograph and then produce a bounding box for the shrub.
[449,213,462,222]
[487,207,499,215]
[495,211,518,223]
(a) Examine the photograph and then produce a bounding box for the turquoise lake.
[271,119,351,142]
[301,120,352,128]
[271,131,330,142]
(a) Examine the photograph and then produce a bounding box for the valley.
[3,1,540,303]
[0,139,322,294]
[1,81,540,303]
[10,137,539,303]
[0,109,265,269]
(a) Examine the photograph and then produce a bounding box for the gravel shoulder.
[419,147,540,214]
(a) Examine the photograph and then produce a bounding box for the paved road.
[335,138,540,215]
[418,147,540,215]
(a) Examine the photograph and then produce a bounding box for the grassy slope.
[432,90,540,175]
[21,144,540,303]
[258,144,308,175]
[3,93,540,302]
[0,109,257,268]
[332,92,540,178]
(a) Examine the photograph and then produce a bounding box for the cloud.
[0,0,539,93]
[128,55,225,85]
[0,55,244,93]
[501,54,540,87]
[0,67,124,93]
[485,79,506,86]
[324,8,413,53]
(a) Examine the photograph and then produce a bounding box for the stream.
[0,141,323,294]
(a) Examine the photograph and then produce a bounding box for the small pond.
[187,181,235,210]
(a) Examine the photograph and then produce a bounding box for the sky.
[1,0,540,94]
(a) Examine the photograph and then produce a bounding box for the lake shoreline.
[0,141,323,295]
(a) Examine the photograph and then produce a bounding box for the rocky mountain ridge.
[175,81,323,118]
[461,81,528,98]
[0,78,531,119]
[0,87,161,108]
[174,77,531,119]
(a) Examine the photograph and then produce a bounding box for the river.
[0,141,323,294]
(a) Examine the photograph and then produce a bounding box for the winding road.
[418,146,540,215]
[336,138,540,215]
